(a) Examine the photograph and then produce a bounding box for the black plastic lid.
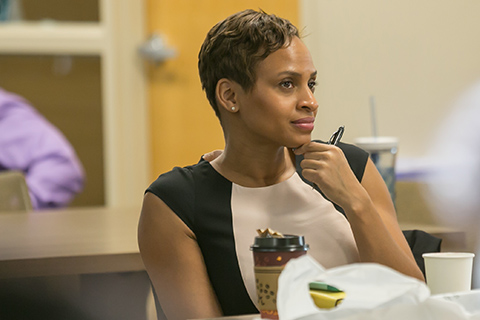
[250,235,309,252]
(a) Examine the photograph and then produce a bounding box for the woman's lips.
[292,117,315,131]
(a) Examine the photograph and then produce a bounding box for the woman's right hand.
[293,141,367,210]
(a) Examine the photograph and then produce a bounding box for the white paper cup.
[423,252,475,295]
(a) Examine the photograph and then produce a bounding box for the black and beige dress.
[146,142,368,316]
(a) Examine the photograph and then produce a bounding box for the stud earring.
[231,107,236,111]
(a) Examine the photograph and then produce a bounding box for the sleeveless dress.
[146,142,368,316]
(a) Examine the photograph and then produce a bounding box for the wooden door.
[145,0,299,178]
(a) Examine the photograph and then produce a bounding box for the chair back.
[0,170,32,212]
[403,229,442,277]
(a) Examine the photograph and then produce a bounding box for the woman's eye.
[308,81,317,92]
[280,81,294,89]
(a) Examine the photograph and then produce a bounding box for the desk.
[0,206,152,320]
[0,206,144,278]
[0,208,463,319]
[200,315,259,320]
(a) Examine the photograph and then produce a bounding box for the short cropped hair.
[198,9,299,118]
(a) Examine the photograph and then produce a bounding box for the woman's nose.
[298,87,318,112]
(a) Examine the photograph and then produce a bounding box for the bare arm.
[294,142,424,281]
[349,159,424,280]
[138,193,223,320]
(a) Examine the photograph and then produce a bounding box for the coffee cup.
[423,252,475,295]
[250,234,309,319]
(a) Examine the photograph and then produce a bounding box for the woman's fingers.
[295,142,361,207]
[294,141,330,155]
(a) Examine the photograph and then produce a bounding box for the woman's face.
[234,36,318,149]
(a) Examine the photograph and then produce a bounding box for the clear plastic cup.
[353,136,398,203]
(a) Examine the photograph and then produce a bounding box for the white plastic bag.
[277,255,480,320]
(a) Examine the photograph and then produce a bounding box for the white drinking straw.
[370,95,378,138]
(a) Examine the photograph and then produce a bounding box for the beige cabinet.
[0,0,149,207]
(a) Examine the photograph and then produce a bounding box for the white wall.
[301,0,480,163]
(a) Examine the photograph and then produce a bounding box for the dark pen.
[328,125,345,146]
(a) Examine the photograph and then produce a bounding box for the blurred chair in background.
[0,87,85,209]
[402,229,442,277]
[0,170,32,212]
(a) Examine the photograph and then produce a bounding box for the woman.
[138,9,424,320]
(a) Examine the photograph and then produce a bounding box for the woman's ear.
[216,79,239,113]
